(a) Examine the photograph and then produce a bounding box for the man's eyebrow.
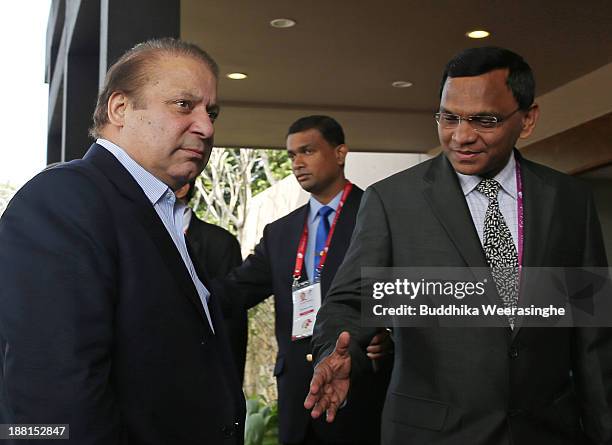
[438,106,500,116]
[208,103,220,113]
[287,143,311,153]
[171,91,200,100]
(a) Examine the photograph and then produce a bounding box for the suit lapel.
[423,155,511,330]
[186,220,203,256]
[423,155,488,268]
[518,154,556,268]
[282,205,310,285]
[83,144,211,329]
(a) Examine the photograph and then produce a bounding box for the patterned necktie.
[314,206,334,280]
[476,178,519,326]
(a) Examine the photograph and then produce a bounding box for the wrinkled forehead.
[131,55,216,104]
[154,52,215,79]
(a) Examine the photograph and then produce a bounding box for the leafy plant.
[244,396,279,445]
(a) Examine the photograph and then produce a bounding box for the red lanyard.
[293,182,353,281]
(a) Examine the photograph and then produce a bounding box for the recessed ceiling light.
[227,72,248,80]
[391,81,413,88]
[466,30,490,39]
[270,18,296,28]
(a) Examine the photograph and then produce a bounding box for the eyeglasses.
[434,108,521,132]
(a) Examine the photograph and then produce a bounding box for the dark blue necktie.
[314,206,334,279]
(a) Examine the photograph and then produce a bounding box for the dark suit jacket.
[215,185,389,444]
[313,152,612,445]
[0,144,245,444]
[186,215,247,383]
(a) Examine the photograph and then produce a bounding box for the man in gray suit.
[305,47,612,444]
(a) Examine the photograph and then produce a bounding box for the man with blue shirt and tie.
[214,115,390,445]
[0,38,244,444]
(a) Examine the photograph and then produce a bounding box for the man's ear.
[107,91,129,127]
[335,144,349,167]
[519,103,539,139]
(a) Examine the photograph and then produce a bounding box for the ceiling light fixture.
[466,29,490,39]
[392,81,413,88]
[227,72,248,80]
[270,18,296,28]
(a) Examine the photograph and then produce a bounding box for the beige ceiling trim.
[520,62,612,147]
[521,112,612,174]
[219,101,432,115]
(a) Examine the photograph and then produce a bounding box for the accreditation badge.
[291,280,322,341]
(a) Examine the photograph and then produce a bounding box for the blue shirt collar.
[97,138,170,205]
[308,188,344,224]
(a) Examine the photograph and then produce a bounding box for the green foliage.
[244,396,279,445]
[191,147,291,235]
[251,148,292,196]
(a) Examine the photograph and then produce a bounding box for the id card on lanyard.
[291,281,322,340]
[291,182,353,341]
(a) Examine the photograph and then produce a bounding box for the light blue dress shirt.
[305,189,344,282]
[97,138,214,332]
[456,151,519,250]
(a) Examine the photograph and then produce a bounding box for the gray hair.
[89,37,218,138]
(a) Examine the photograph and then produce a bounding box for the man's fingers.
[311,394,330,419]
[334,331,351,356]
[367,330,393,360]
[367,344,383,353]
[325,400,339,423]
[309,374,322,395]
[368,332,384,346]
[304,391,319,410]
[306,335,351,421]
[304,367,327,409]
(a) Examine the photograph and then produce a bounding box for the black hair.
[439,47,535,110]
[287,115,345,146]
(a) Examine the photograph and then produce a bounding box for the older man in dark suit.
[306,47,612,445]
[175,180,247,382]
[214,115,390,445]
[0,38,244,444]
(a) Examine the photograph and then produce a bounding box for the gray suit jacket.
[313,152,612,445]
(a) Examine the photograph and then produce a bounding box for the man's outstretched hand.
[304,331,351,423]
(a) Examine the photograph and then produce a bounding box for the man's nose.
[292,153,305,169]
[451,119,478,145]
[191,108,215,139]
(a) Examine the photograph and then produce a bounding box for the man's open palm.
[304,331,352,423]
